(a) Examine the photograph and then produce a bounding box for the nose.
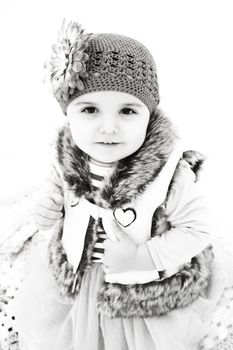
[98,115,119,135]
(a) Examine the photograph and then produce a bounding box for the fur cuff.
[96,245,214,318]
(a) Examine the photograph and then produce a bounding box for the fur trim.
[96,245,214,318]
[48,216,99,298]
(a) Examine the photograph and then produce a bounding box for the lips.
[97,142,119,144]
[96,141,122,145]
[97,142,121,147]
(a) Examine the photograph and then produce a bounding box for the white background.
[0,0,232,241]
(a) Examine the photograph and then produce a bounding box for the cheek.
[69,118,94,142]
[130,121,148,145]
[125,129,147,154]
[134,132,147,149]
[68,122,87,148]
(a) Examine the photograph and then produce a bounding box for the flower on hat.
[44,18,93,102]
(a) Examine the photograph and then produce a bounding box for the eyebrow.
[74,101,143,108]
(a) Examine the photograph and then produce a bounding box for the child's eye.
[81,106,98,114]
[120,108,137,115]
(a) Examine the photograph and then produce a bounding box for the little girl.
[14,19,231,350]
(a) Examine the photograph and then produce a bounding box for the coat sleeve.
[146,163,212,271]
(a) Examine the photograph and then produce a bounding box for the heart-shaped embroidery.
[113,207,137,227]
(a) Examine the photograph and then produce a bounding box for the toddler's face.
[66,91,150,164]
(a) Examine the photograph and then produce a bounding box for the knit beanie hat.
[44,19,160,115]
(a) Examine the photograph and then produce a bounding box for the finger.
[40,198,63,211]
[36,206,63,220]
[52,193,64,206]
[34,222,54,231]
[33,215,54,230]
[33,213,61,225]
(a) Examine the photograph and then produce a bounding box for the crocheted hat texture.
[45,20,160,115]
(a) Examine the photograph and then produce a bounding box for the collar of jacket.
[55,108,181,208]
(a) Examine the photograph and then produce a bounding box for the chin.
[90,152,122,164]
[96,157,120,163]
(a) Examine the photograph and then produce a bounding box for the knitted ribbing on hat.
[45,20,160,115]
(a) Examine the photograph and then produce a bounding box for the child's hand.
[33,193,64,231]
[102,219,155,274]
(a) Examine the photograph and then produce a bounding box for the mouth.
[96,142,121,146]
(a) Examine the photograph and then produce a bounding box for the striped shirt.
[89,158,116,263]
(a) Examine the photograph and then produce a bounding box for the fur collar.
[55,108,179,207]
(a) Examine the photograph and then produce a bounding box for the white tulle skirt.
[13,239,233,350]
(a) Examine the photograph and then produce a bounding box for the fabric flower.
[44,18,93,102]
